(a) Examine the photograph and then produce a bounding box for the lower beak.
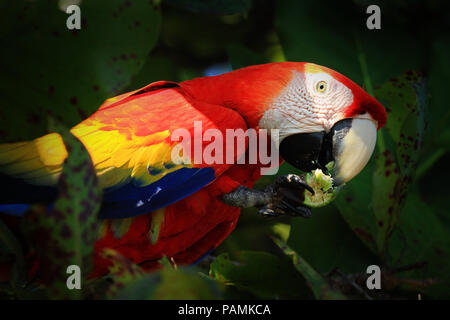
[279,118,377,186]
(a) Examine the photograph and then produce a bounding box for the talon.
[280,200,312,218]
[275,174,315,195]
[278,187,305,205]
[222,174,315,219]
[294,205,312,218]
[304,183,315,195]
[258,206,281,217]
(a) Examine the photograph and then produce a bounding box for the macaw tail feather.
[0,135,62,206]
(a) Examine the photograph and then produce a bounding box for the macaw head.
[181,62,387,185]
[257,62,387,185]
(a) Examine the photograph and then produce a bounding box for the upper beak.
[279,117,377,186]
[331,118,377,185]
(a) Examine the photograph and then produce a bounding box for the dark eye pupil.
[320,84,324,90]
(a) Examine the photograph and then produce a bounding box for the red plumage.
[0,62,387,279]
[92,162,263,277]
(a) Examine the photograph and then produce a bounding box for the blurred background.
[0,0,449,299]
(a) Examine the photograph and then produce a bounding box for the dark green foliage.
[0,0,449,300]
[372,72,427,252]
[103,249,219,300]
[210,250,312,299]
[0,0,161,142]
[0,219,26,294]
[273,238,347,300]
[288,204,380,275]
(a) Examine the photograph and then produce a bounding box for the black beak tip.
[279,131,333,174]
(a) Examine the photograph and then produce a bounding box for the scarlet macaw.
[0,62,386,277]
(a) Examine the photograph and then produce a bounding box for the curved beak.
[331,118,377,185]
[279,117,377,186]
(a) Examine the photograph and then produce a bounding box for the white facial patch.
[259,71,354,142]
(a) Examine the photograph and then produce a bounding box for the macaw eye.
[316,81,327,93]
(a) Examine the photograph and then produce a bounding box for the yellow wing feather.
[0,120,186,189]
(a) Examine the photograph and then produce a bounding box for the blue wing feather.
[0,167,216,219]
[99,167,215,219]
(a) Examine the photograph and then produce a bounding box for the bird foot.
[222,174,314,218]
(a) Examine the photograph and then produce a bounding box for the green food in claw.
[303,162,340,207]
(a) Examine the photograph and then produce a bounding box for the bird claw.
[257,206,281,217]
[257,201,312,218]
[280,200,312,218]
[268,174,315,195]
[222,174,314,218]
[257,174,314,218]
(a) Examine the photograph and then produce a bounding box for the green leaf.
[0,0,161,142]
[372,72,427,253]
[272,238,347,300]
[24,124,102,299]
[332,69,450,297]
[272,223,291,243]
[102,248,150,299]
[152,268,219,300]
[335,72,428,256]
[104,249,219,300]
[335,157,378,253]
[209,250,312,299]
[385,188,450,298]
